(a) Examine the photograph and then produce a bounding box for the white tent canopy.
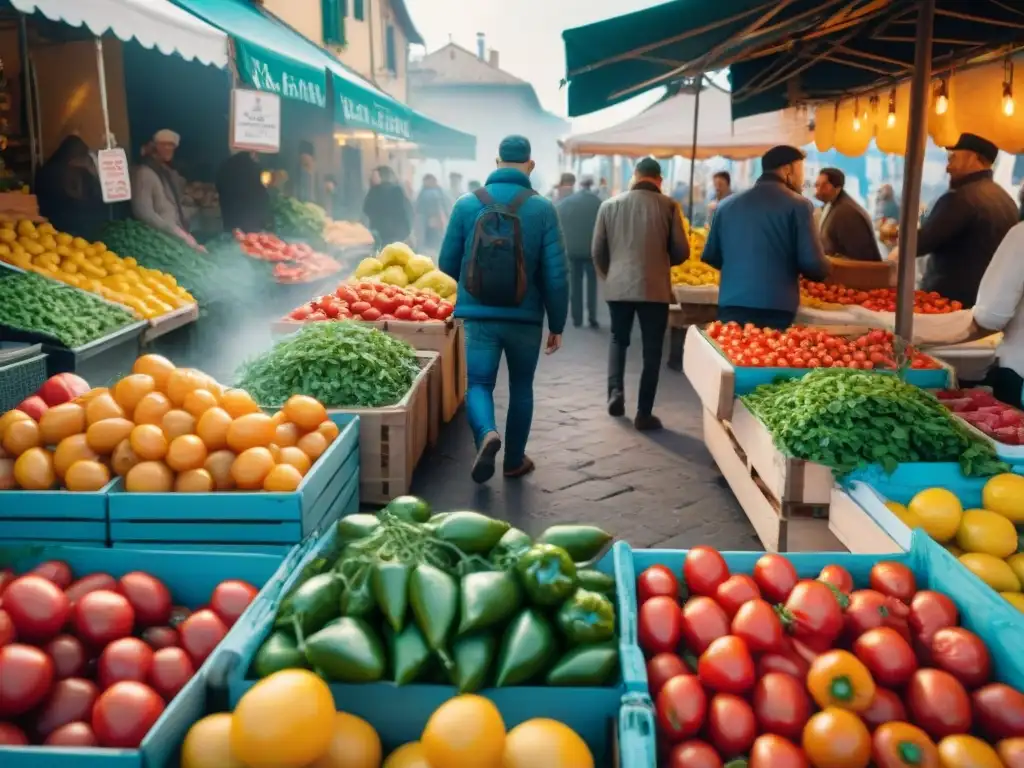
[11,0,229,69]
[563,86,812,160]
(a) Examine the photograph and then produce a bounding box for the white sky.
[404,0,666,135]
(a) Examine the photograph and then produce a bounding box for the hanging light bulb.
[934,79,949,115]
[1004,60,1016,117]
[886,89,897,128]
[852,98,862,132]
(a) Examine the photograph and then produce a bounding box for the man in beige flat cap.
[132,129,202,249]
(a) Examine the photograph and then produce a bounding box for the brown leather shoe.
[504,456,535,479]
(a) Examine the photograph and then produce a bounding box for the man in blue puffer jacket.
[439,135,569,483]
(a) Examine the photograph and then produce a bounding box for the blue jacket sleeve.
[702,213,724,269]
[438,201,468,279]
[540,203,570,334]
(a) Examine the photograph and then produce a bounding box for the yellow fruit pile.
[671,260,719,287]
[688,226,707,261]
[800,290,843,310]
[0,354,338,494]
[351,242,457,300]
[0,219,195,319]
[323,219,373,247]
[887,474,1024,613]
[181,671,595,768]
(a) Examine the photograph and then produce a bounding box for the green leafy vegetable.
[236,320,419,407]
[742,368,1009,477]
[271,192,327,241]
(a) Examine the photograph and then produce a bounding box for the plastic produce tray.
[0,477,117,545]
[613,530,1024,697]
[0,543,293,768]
[217,522,648,765]
[0,348,46,412]
[41,320,147,386]
[107,414,359,552]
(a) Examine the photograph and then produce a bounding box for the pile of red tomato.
[0,562,258,750]
[638,547,1024,767]
[232,231,341,284]
[801,280,964,314]
[288,280,454,324]
[705,323,941,370]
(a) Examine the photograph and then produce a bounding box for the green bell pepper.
[372,562,410,631]
[576,569,616,595]
[537,525,612,562]
[488,528,533,569]
[385,495,432,523]
[457,570,522,635]
[275,573,341,640]
[304,618,386,683]
[388,622,431,685]
[340,569,376,618]
[545,641,619,686]
[494,609,557,687]
[433,511,510,554]
[515,544,578,606]
[252,631,308,678]
[450,631,497,694]
[409,563,459,666]
[556,588,616,645]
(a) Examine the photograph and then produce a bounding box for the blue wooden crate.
[107,414,359,549]
[614,531,1024,697]
[215,521,642,765]
[0,543,295,768]
[0,477,117,544]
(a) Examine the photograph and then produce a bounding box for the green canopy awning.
[409,112,476,160]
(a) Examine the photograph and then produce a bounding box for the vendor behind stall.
[894,133,1017,308]
[216,151,270,233]
[363,165,412,248]
[132,129,202,250]
[814,168,881,262]
[35,135,104,241]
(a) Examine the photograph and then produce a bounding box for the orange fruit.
[162,409,197,440]
[263,464,303,492]
[130,424,169,461]
[421,695,506,768]
[3,418,41,456]
[13,447,55,490]
[175,468,215,493]
[124,461,174,492]
[274,422,300,447]
[166,434,208,472]
[278,446,312,476]
[297,431,328,462]
[318,420,340,444]
[307,712,382,768]
[85,393,125,425]
[270,410,288,427]
[267,443,282,462]
[180,713,247,768]
[133,354,176,391]
[0,409,32,439]
[85,418,134,454]
[283,395,328,432]
[222,389,260,418]
[196,408,232,451]
[53,434,100,479]
[113,374,156,414]
[0,458,14,490]
[134,392,173,425]
[76,387,109,406]
[502,719,594,768]
[204,450,237,490]
[111,438,141,477]
[382,742,431,768]
[231,447,275,490]
[166,368,208,407]
[38,403,86,446]
[184,389,219,419]
[227,413,275,453]
[64,460,111,492]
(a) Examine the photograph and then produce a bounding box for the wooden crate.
[703,408,843,552]
[379,320,466,422]
[670,303,718,329]
[0,192,41,222]
[824,256,896,290]
[683,325,734,420]
[828,485,903,554]
[329,352,437,505]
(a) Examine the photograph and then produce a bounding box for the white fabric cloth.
[153,129,180,147]
[973,221,1024,379]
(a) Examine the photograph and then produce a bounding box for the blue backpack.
[464,187,535,307]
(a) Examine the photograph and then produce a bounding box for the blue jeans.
[464,320,543,469]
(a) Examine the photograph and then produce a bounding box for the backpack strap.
[507,188,537,214]
[473,188,495,206]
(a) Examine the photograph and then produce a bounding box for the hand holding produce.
[287,281,454,324]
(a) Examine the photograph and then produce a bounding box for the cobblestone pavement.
[411,309,762,552]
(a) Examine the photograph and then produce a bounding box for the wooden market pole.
[894,0,936,339]
[688,75,703,220]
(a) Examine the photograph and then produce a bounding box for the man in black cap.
[900,132,1018,307]
[814,167,881,262]
[702,145,830,329]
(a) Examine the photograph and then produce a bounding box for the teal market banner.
[333,75,411,139]
[236,41,327,109]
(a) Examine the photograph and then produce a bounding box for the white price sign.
[97,148,131,203]
[231,89,281,153]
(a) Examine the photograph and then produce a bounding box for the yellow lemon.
[959,552,1021,592]
[503,719,595,768]
[945,543,965,557]
[383,742,431,768]
[955,508,1018,558]
[982,473,1024,523]
[1001,592,1024,613]
[307,712,382,768]
[908,487,963,542]
[421,695,506,768]
[1007,553,1024,586]
[180,713,246,768]
[885,501,923,528]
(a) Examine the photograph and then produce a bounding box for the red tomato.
[362,307,383,322]
[178,609,228,666]
[698,635,755,695]
[422,299,440,318]
[844,590,896,639]
[637,565,679,604]
[749,734,809,768]
[168,605,192,628]
[930,627,991,689]
[869,562,917,604]
[752,672,811,740]
[681,596,731,654]
[714,574,761,617]
[141,626,180,651]
[818,565,854,594]
[973,683,1024,740]
[0,722,28,745]
[0,569,15,597]
[350,301,372,315]
[2,575,69,643]
[118,572,172,628]
[45,722,98,747]
[638,596,682,655]
[861,687,907,731]
[394,304,414,320]
[42,634,87,679]
[707,693,757,757]
[64,573,119,606]
[30,561,73,589]
[871,723,940,768]
[73,590,135,648]
[38,374,89,407]
[435,303,454,320]
[16,395,47,420]
[758,649,809,680]
[35,677,98,738]
[852,627,918,687]
[99,638,154,689]
[906,668,972,739]
[656,674,706,742]
[731,599,784,653]
[753,554,798,603]
[647,653,690,698]
[780,580,845,646]
[411,309,431,322]
[148,647,195,701]
[684,547,730,597]
[91,681,165,748]
[0,610,13,647]
[0,643,54,717]
[667,740,722,768]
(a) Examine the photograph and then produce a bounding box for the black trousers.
[717,305,795,331]
[607,301,669,416]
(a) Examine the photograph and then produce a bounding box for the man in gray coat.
[131,129,201,249]
[592,157,689,431]
[814,168,881,261]
[557,176,603,328]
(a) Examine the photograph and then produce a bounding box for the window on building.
[322,0,347,45]
[353,0,364,21]
[385,25,396,73]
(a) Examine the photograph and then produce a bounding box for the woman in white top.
[973,220,1024,406]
